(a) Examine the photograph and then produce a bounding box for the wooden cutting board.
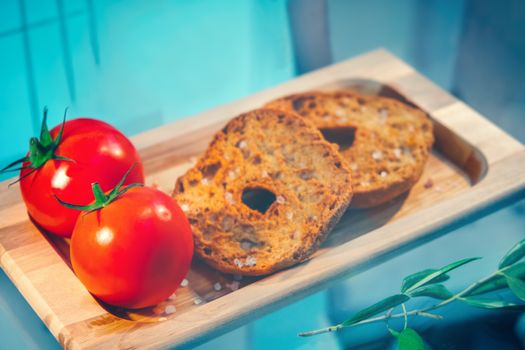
[1,49,524,350]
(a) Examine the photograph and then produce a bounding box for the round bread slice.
[265,91,433,208]
[173,109,353,276]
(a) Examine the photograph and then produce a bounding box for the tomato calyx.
[1,107,74,186]
[55,164,143,214]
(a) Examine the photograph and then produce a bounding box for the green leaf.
[500,238,525,268]
[342,294,410,326]
[504,273,525,302]
[467,262,525,296]
[401,269,450,293]
[409,284,453,300]
[396,328,425,350]
[405,257,481,294]
[466,274,508,296]
[460,297,525,310]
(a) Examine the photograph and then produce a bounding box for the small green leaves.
[466,274,507,296]
[342,294,409,326]
[401,269,450,293]
[404,257,481,294]
[55,163,142,213]
[459,297,525,310]
[395,328,425,350]
[504,273,525,302]
[408,284,453,300]
[499,238,525,269]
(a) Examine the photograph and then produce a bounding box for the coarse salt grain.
[225,192,235,204]
[360,181,370,187]
[293,230,301,240]
[276,195,285,204]
[238,140,247,149]
[164,305,176,314]
[180,203,190,213]
[372,150,383,161]
[240,241,253,250]
[350,163,359,171]
[286,211,294,220]
[193,297,203,305]
[213,282,222,291]
[378,108,389,121]
[201,178,209,185]
[228,281,240,291]
[180,278,189,287]
[245,256,257,267]
[380,171,388,177]
[228,170,236,179]
[394,148,402,158]
[261,170,269,178]
[234,258,244,268]
[335,108,346,118]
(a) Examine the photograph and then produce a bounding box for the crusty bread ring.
[173,109,353,276]
[266,91,433,208]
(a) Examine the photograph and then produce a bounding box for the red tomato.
[70,186,193,309]
[18,117,144,237]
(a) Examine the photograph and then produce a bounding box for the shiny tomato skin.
[70,187,194,309]
[19,118,144,237]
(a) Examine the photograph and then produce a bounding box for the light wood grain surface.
[1,49,524,349]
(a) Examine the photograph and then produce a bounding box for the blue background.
[1,0,525,349]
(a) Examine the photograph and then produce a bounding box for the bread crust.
[173,109,353,275]
[266,91,434,208]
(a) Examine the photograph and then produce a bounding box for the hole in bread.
[320,127,356,151]
[200,162,221,179]
[241,187,276,214]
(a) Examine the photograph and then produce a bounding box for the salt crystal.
[234,258,244,268]
[380,171,388,178]
[360,181,370,187]
[393,148,402,158]
[238,140,247,149]
[225,192,235,204]
[372,150,383,161]
[164,305,176,314]
[180,203,190,213]
[276,195,285,204]
[228,281,240,291]
[378,108,389,121]
[245,256,257,267]
[261,170,269,178]
[201,178,209,185]
[335,108,346,118]
[213,282,222,291]
[286,211,294,220]
[193,297,203,305]
[293,230,301,240]
[350,163,359,171]
[180,278,189,287]
[228,170,236,179]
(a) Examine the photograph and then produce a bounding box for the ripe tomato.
[9,110,144,237]
[69,186,193,309]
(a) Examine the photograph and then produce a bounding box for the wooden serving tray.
[1,50,525,349]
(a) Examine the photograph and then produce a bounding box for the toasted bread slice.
[266,91,433,208]
[173,109,353,276]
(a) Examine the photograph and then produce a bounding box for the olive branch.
[300,237,525,349]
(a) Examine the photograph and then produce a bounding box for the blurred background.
[1,0,524,349]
